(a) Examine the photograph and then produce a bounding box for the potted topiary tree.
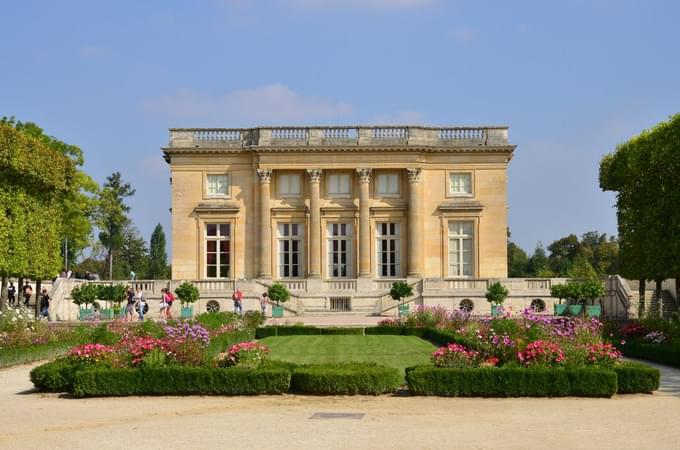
[485,281,509,317]
[174,282,200,318]
[550,284,569,316]
[111,284,127,318]
[268,283,290,318]
[390,281,413,317]
[97,284,115,320]
[71,283,98,320]
[564,282,584,316]
[581,279,604,317]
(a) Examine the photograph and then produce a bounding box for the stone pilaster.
[257,169,273,278]
[407,168,423,278]
[357,168,372,278]
[306,169,322,278]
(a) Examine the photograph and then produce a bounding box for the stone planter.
[586,305,602,317]
[79,308,94,321]
[569,305,584,316]
[180,306,194,319]
[398,304,410,317]
[491,305,503,317]
[272,305,284,318]
[554,304,568,316]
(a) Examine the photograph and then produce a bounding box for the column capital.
[256,168,272,183]
[406,168,422,183]
[306,168,323,183]
[356,168,372,183]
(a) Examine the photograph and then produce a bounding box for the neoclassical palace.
[162,125,530,315]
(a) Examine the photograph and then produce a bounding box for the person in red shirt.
[232,288,243,316]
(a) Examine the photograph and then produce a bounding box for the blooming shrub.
[620,323,649,339]
[117,336,164,366]
[378,318,402,327]
[163,322,210,366]
[68,344,116,364]
[583,343,622,367]
[644,331,667,344]
[405,306,449,328]
[517,340,565,367]
[431,343,480,368]
[219,341,270,368]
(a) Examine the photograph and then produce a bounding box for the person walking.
[39,288,50,319]
[232,288,243,316]
[7,282,16,306]
[22,282,32,307]
[135,287,146,322]
[260,292,269,317]
[159,288,168,320]
[125,287,136,322]
[165,289,175,320]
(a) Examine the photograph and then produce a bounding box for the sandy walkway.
[1,362,679,450]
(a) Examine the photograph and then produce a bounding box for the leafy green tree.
[526,243,552,277]
[547,234,584,276]
[175,282,200,307]
[567,255,598,280]
[507,242,529,277]
[389,281,413,304]
[148,223,169,279]
[116,222,149,280]
[95,172,135,280]
[485,281,509,305]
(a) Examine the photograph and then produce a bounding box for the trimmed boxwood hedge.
[614,361,660,393]
[71,366,292,397]
[291,363,401,395]
[30,358,85,392]
[256,326,367,338]
[617,342,680,368]
[320,327,364,335]
[406,366,618,397]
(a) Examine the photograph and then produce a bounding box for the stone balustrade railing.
[169,126,509,148]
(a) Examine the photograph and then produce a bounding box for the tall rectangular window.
[449,173,472,195]
[376,173,400,196]
[278,223,303,278]
[278,173,301,197]
[206,223,230,278]
[206,174,229,197]
[327,223,352,278]
[376,223,400,277]
[448,221,474,277]
[327,173,351,197]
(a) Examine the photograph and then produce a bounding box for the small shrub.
[485,282,508,305]
[268,283,290,305]
[517,341,565,367]
[242,311,265,329]
[291,363,401,395]
[219,341,270,368]
[432,343,480,368]
[174,282,200,307]
[614,361,660,393]
[30,358,83,392]
[389,281,413,302]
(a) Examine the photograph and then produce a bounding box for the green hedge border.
[291,364,401,395]
[613,361,661,393]
[617,342,680,368]
[406,366,618,397]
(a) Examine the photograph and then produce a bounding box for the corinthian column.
[357,168,372,277]
[407,168,423,278]
[306,169,322,278]
[257,168,272,278]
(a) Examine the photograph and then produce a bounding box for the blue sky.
[2,0,679,257]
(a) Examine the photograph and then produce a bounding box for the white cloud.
[285,0,439,10]
[142,84,353,125]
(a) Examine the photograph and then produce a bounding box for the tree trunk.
[108,247,113,281]
[655,279,663,319]
[34,280,42,319]
[0,276,6,310]
[638,278,645,318]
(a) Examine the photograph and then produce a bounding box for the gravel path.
[1,362,679,450]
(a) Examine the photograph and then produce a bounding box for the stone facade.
[162,125,517,314]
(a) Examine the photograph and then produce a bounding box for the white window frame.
[326,173,351,198]
[205,223,231,279]
[448,221,474,278]
[278,173,302,198]
[205,173,230,198]
[376,222,401,278]
[376,172,400,197]
[326,223,353,278]
[277,223,304,278]
[448,172,473,197]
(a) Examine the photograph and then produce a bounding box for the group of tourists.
[5,281,50,319]
[125,286,146,322]
[231,288,270,317]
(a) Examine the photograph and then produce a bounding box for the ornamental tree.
[174,282,200,307]
[389,281,413,304]
[485,282,508,305]
[268,283,290,305]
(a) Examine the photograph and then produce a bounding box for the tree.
[527,243,551,277]
[116,222,149,280]
[95,172,135,280]
[507,242,529,277]
[1,117,98,267]
[148,224,169,279]
[547,234,584,276]
[600,114,680,316]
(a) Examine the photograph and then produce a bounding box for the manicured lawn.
[0,341,74,368]
[259,335,436,374]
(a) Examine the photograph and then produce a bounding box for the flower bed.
[613,318,680,367]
